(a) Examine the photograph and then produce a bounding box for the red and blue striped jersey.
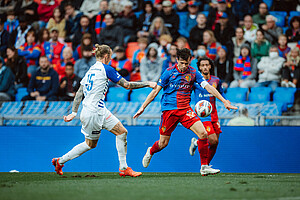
[193,75,226,122]
[158,64,208,111]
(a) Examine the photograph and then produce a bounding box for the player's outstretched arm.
[133,85,162,119]
[117,78,157,89]
[204,84,238,111]
[64,85,84,122]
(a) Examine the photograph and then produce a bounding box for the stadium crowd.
[0,0,299,102]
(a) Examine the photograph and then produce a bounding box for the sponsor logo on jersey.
[169,83,191,89]
[92,131,101,134]
[185,74,191,82]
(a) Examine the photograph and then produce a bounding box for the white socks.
[116,133,128,170]
[59,142,91,165]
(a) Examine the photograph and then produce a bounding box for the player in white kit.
[52,44,156,177]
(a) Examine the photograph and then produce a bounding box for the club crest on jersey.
[206,126,211,132]
[162,126,166,132]
[212,82,217,88]
[185,74,191,82]
[186,110,196,118]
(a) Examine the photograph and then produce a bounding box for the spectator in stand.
[6,46,28,88]
[214,46,233,89]
[136,1,157,40]
[58,62,81,101]
[53,47,75,81]
[178,0,200,38]
[42,27,65,65]
[110,46,132,81]
[214,12,235,48]
[262,15,283,45]
[278,34,290,59]
[251,29,271,62]
[0,56,16,102]
[72,15,96,50]
[4,11,19,34]
[227,107,255,126]
[47,7,66,41]
[157,34,172,58]
[148,16,170,44]
[236,0,262,23]
[255,46,285,91]
[64,2,83,41]
[162,43,177,73]
[189,13,209,51]
[230,43,257,88]
[38,28,50,45]
[174,0,188,12]
[115,1,137,44]
[207,0,236,31]
[0,17,9,58]
[231,27,250,63]
[73,33,93,61]
[0,0,16,15]
[130,37,148,81]
[282,47,300,88]
[285,16,300,43]
[9,15,31,49]
[79,0,101,19]
[159,0,180,41]
[109,0,123,16]
[140,42,163,82]
[74,45,96,78]
[37,0,59,28]
[93,0,111,37]
[252,2,269,26]
[97,13,123,50]
[191,43,207,69]
[203,30,221,61]
[176,36,188,49]
[243,15,258,43]
[22,56,59,101]
[14,0,38,24]
[18,28,41,77]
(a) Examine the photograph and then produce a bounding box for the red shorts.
[202,121,222,136]
[159,107,200,136]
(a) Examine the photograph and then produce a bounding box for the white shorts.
[80,107,119,140]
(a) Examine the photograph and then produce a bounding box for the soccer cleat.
[119,167,142,177]
[52,158,64,175]
[142,147,153,168]
[189,137,198,156]
[200,165,220,176]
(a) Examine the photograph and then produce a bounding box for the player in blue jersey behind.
[189,57,227,173]
[134,48,237,176]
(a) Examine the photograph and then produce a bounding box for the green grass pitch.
[0,172,300,200]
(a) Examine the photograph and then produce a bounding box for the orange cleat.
[52,158,64,175]
[119,167,142,177]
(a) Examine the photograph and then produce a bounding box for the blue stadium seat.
[5,120,29,126]
[269,11,287,27]
[288,11,300,24]
[263,0,273,10]
[248,87,272,102]
[115,102,140,115]
[225,88,248,102]
[134,11,143,19]
[47,101,71,116]
[15,87,28,101]
[270,11,288,18]
[201,11,209,17]
[282,27,288,34]
[0,101,23,115]
[106,87,129,102]
[22,101,46,115]
[273,87,296,111]
[261,102,283,125]
[130,88,153,102]
[55,119,81,126]
[143,102,161,115]
[31,119,55,126]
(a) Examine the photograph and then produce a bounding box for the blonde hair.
[204,30,216,44]
[93,44,111,59]
[159,34,173,43]
[149,17,170,36]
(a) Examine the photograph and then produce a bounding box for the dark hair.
[38,28,50,44]
[64,1,74,8]
[143,1,154,13]
[256,29,265,36]
[83,45,93,51]
[235,26,245,34]
[146,47,158,58]
[65,62,74,67]
[25,28,37,43]
[176,48,192,61]
[197,56,215,73]
[104,12,114,19]
[290,16,300,29]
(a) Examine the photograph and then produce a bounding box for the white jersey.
[80,61,122,114]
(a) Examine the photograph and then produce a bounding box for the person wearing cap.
[0,56,16,102]
[214,45,233,89]
[74,45,96,79]
[189,13,209,51]
[251,29,271,62]
[178,0,200,38]
[230,43,257,88]
[214,11,235,47]
[159,0,180,41]
[0,16,9,58]
[109,46,133,81]
[252,2,269,26]
[97,13,124,50]
[207,0,236,31]
[227,107,255,126]
[140,42,163,82]
[261,15,283,45]
[8,15,32,49]
[243,15,259,43]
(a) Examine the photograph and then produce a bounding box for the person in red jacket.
[37,0,60,28]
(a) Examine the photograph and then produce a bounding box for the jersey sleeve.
[157,69,170,87]
[104,64,122,83]
[217,79,227,100]
[196,70,209,88]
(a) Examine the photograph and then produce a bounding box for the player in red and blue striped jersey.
[189,57,227,172]
[134,48,237,176]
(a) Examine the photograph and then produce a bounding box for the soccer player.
[133,48,237,176]
[52,44,156,177]
[189,57,226,173]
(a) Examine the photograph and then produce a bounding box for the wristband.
[72,112,77,116]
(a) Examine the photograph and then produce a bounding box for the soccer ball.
[195,100,213,117]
